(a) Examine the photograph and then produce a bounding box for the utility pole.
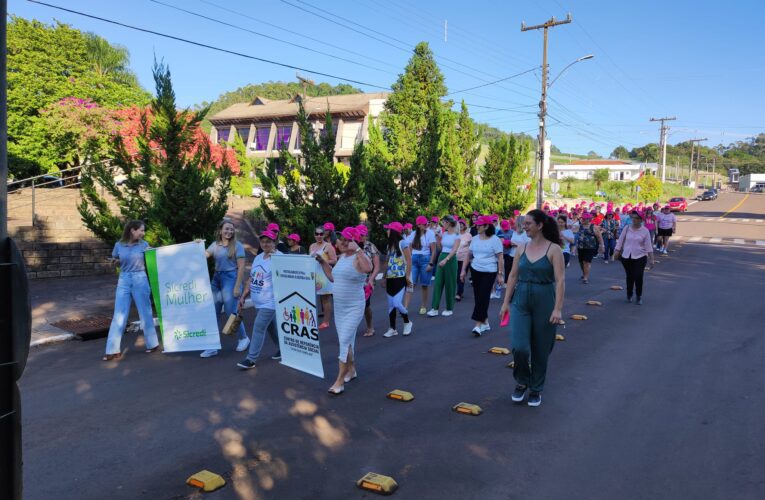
[650,116,676,183]
[522,13,572,209]
[688,138,707,188]
[296,73,315,101]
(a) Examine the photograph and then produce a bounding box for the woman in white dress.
[316,227,373,395]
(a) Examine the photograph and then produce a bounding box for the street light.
[535,54,594,209]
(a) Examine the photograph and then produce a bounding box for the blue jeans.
[410,253,433,286]
[246,308,278,362]
[105,272,159,355]
[603,238,616,260]
[211,270,247,340]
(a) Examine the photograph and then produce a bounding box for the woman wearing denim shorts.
[408,215,437,315]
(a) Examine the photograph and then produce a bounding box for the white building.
[208,92,388,165]
[738,173,765,191]
[549,160,658,182]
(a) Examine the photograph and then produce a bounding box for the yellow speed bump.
[610,285,624,290]
[452,402,483,415]
[488,347,511,355]
[387,389,414,402]
[357,472,398,495]
[186,470,225,492]
[586,300,602,306]
[555,334,565,341]
[571,314,588,320]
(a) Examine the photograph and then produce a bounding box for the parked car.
[251,185,262,198]
[752,185,764,193]
[667,197,688,212]
[700,190,717,201]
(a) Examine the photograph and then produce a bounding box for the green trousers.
[431,252,457,311]
[510,282,557,392]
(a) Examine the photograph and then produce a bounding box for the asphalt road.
[20,193,765,500]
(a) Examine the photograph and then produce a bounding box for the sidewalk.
[28,209,259,347]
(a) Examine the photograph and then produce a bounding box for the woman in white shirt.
[460,215,504,335]
[427,215,461,317]
[557,215,575,268]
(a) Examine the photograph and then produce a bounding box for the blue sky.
[11,0,765,156]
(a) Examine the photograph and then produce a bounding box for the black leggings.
[503,254,513,281]
[471,268,497,323]
[457,260,466,297]
[620,256,647,298]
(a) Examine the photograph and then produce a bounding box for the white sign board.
[271,255,325,378]
[550,181,560,194]
[145,241,221,352]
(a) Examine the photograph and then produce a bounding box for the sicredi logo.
[278,291,319,341]
[173,328,207,340]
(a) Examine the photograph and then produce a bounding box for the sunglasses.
[315,232,325,236]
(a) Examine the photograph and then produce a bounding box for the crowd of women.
[101,197,676,406]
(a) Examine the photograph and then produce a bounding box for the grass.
[545,178,694,204]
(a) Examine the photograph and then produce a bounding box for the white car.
[251,186,262,198]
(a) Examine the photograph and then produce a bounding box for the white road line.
[756,220,763,223]
[709,237,722,243]
[687,200,699,207]
[689,236,702,242]
[733,238,745,245]
[756,241,765,246]
[741,219,750,222]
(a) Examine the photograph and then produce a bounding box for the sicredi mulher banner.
[271,254,325,378]
[145,241,221,353]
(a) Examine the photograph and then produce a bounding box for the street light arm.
[548,54,594,88]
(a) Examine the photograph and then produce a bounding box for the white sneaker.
[236,337,251,352]
[426,309,439,317]
[481,321,491,332]
[471,326,482,336]
[441,310,453,317]
[403,321,413,336]
[200,349,219,358]
[383,328,398,338]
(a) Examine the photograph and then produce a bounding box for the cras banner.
[145,241,221,353]
[271,254,325,378]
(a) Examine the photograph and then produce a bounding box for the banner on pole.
[145,241,221,353]
[271,255,324,379]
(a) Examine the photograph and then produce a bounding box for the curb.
[30,333,75,347]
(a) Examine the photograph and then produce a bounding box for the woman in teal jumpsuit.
[500,209,566,407]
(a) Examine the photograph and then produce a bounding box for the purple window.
[237,127,250,142]
[255,127,270,151]
[275,125,292,149]
[217,127,230,143]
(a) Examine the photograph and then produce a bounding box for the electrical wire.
[447,67,540,95]
[26,0,391,90]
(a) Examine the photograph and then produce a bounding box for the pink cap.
[513,209,521,216]
[259,230,277,241]
[475,215,493,226]
[500,219,511,230]
[323,222,335,231]
[403,223,413,230]
[663,205,670,210]
[490,214,499,222]
[339,226,361,242]
[430,216,440,223]
[384,221,404,233]
[355,224,368,236]
[416,215,428,225]
[287,233,300,242]
[581,212,593,220]
[266,223,280,232]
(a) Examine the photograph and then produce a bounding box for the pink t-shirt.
[644,215,657,231]
[616,226,654,259]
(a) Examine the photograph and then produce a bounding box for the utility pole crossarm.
[521,13,572,31]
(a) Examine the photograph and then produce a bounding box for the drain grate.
[51,315,112,338]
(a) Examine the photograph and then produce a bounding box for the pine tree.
[480,134,533,214]
[78,62,231,246]
[457,100,482,205]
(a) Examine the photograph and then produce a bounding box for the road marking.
[757,241,765,246]
[733,238,745,245]
[689,236,702,242]
[720,218,728,221]
[720,194,750,218]
[709,237,722,243]
[741,219,750,222]
[756,219,763,223]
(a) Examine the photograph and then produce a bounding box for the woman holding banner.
[199,219,248,358]
[237,229,283,369]
[316,227,373,395]
[103,220,160,361]
[310,226,337,330]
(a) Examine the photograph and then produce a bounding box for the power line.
[447,66,540,95]
[27,0,391,90]
[150,0,393,74]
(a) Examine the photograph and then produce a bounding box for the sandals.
[344,371,358,383]
[327,386,345,395]
[102,353,122,362]
[145,346,160,353]
[363,329,375,337]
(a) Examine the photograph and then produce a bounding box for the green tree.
[84,32,140,87]
[78,62,231,246]
[479,134,532,214]
[457,100,482,209]
[6,17,149,178]
[562,175,577,194]
[363,118,403,243]
[378,41,448,216]
[593,168,610,190]
[257,100,364,241]
[587,150,600,158]
[229,133,262,197]
[635,173,662,203]
[611,145,630,159]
